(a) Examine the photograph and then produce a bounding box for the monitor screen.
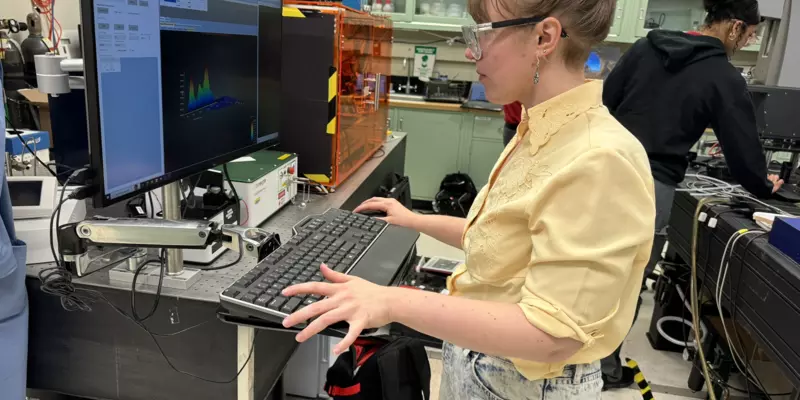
[81,0,281,207]
[469,82,488,102]
[8,181,43,207]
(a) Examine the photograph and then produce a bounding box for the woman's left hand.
[282,264,393,354]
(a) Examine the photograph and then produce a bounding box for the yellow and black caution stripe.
[281,6,306,18]
[626,358,654,400]
[327,66,338,135]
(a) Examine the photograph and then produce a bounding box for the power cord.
[197,164,244,271]
[130,248,167,323]
[690,196,727,400]
[40,174,258,382]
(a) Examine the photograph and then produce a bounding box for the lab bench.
[388,99,504,200]
[25,134,407,400]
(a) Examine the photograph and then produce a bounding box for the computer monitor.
[80,0,281,207]
[468,82,488,102]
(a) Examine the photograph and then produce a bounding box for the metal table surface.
[26,133,407,302]
[25,134,407,400]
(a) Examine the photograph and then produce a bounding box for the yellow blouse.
[447,80,655,380]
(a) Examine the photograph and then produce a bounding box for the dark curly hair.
[703,0,761,26]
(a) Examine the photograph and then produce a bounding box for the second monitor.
[81,0,282,208]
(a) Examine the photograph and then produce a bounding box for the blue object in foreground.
[0,63,29,400]
[770,216,800,264]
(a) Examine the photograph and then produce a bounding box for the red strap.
[357,347,379,367]
[328,384,361,397]
[687,31,702,36]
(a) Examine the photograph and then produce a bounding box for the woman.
[282,0,655,397]
[601,0,782,388]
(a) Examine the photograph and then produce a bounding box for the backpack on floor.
[433,173,478,218]
[325,337,431,400]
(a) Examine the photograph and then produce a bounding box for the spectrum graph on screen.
[181,68,242,118]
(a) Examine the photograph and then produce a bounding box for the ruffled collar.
[519,80,604,154]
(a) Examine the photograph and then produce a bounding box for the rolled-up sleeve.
[517,148,655,346]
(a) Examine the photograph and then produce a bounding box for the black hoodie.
[603,30,773,198]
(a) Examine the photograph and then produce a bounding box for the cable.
[727,232,791,398]
[148,192,156,218]
[690,196,726,400]
[5,116,58,177]
[196,241,243,271]
[130,248,166,323]
[655,282,707,348]
[222,163,245,225]
[93,289,258,383]
[715,229,764,389]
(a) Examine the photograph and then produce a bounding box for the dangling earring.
[534,57,541,85]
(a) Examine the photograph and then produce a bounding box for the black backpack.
[433,173,478,218]
[325,337,431,400]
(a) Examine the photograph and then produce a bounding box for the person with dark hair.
[502,101,522,145]
[601,0,783,389]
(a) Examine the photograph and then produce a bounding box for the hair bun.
[703,0,734,13]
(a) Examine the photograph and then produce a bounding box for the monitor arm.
[57,218,279,276]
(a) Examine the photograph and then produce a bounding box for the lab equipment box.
[220,150,299,228]
[279,2,392,187]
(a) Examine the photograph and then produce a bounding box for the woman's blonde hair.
[468,0,616,67]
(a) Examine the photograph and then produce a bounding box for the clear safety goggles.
[461,16,568,60]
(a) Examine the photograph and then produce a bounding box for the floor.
[412,234,795,400]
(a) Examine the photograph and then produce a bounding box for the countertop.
[389,98,502,115]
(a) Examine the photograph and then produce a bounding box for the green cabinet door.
[606,0,627,41]
[395,108,463,200]
[467,138,505,190]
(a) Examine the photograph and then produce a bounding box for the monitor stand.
[107,182,202,290]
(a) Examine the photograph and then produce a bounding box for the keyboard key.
[267,296,287,311]
[332,239,345,248]
[310,294,322,300]
[242,294,257,303]
[291,279,304,286]
[277,278,290,286]
[303,298,316,306]
[266,288,279,297]
[360,239,370,244]
[333,264,348,272]
[222,288,240,298]
[370,226,381,232]
[255,296,272,307]
[281,297,303,314]
[341,242,354,251]
[312,276,324,282]
[256,283,269,290]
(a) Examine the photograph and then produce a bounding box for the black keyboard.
[219,208,419,325]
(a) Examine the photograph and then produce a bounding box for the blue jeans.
[439,342,603,400]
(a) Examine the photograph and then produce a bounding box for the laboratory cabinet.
[395,108,465,200]
[391,106,506,200]
[632,0,763,50]
[367,0,762,52]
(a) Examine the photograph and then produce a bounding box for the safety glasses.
[461,16,568,60]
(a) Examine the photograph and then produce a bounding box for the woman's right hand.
[353,197,419,228]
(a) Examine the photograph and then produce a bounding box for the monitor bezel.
[80,0,280,209]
